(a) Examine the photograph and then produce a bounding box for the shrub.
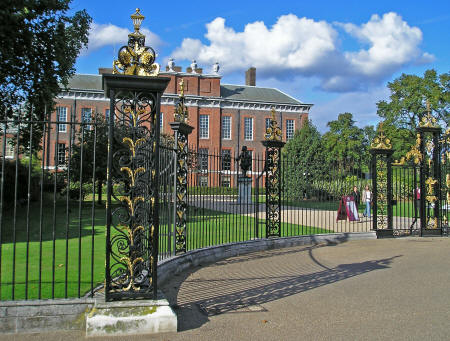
[0,159,41,208]
[60,181,93,200]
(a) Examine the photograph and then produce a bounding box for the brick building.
[53,65,312,169]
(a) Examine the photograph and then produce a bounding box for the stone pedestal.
[86,291,177,337]
[237,176,252,204]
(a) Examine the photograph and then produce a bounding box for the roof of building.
[220,84,302,105]
[63,74,306,106]
[64,74,103,91]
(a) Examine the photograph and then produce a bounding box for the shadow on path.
[195,256,400,317]
[162,244,401,332]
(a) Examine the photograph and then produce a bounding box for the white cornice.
[59,91,311,113]
[159,71,222,79]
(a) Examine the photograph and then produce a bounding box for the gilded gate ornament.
[419,101,439,129]
[393,134,423,165]
[174,80,188,123]
[265,108,282,141]
[371,123,392,150]
[425,177,438,203]
[113,9,160,76]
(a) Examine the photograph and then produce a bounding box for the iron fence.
[158,147,373,261]
[0,115,397,302]
[0,116,106,301]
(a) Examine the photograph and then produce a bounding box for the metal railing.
[0,116,106,301]
[158,147,373,261]
[0,116,374,301]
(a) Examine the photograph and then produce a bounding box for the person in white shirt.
[362,185,372,218]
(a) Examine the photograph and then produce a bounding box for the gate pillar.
[170,80,193,255]
[370,124,394,238]
[103,11,170,301]
[417,109,442,236]
[262,108,285,238]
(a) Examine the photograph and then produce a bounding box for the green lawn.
[171,207,329,252]
[0,197,106,301]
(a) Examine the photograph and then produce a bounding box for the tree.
[376,120,415,162]
[361,125,376,167]
[283,119,324,199]
[321,113,365,171]
[0,1,91,147]
[69,114,108,204]
[377,69,450,134]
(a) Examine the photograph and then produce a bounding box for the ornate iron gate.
[374,112,449,238]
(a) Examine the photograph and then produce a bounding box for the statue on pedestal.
[237,146,251,177]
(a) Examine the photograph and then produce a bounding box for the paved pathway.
[3,237,450,340]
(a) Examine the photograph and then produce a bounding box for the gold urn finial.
[370,121,392,150]
[112,9,160,76]
[265,107,282,141]
[130,8,145,33]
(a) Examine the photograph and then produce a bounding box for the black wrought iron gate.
[373,116,449,238]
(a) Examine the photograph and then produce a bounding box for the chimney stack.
[98,67,113,75]
[245,67,256,86]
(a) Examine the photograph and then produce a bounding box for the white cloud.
[172,15,337,74]
[171,13,433,93]
[84,23,163,54]
[339,12,424,75]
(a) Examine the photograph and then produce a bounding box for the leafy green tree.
[0,1,91,148]
[283,119,324,199]
[360,125,376,169]
[321,113,365,171]
[377,69,449,134]
[376,120,415,162]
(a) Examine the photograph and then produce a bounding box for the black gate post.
[417,109,442,236]
[262,108,285,238]
[170,80,193,255]
[103,10,170,301]
[370,124,394,238]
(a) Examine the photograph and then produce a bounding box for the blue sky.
[71,0,449,131]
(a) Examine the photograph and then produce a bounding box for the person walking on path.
[351,186,360,206]
[362,185,372,218]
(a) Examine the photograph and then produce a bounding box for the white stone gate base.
[86,294,177,337]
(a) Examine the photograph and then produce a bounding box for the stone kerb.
[156,232,376,286]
